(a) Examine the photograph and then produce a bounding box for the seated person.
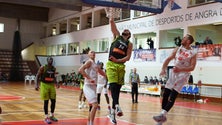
[144,76,149,84]
[203,36,213,45]
[149,76,154,84]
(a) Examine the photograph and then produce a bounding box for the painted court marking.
[2,117,136,125]
[0,95,24,101]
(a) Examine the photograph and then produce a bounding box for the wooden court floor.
[0,81,222,125]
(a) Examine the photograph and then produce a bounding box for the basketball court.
[0,1,222,125]
[0,82,222,125]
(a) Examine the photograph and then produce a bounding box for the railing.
[199,84,222,98]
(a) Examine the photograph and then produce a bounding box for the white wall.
[0,17,17,50]
[0,17,44,50]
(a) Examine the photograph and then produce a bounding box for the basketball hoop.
[105,7,121,19]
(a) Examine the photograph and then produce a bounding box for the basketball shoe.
[153,114,167,123]
[109,110,117,124]
[116,106,123,117]
[50,116,58,122]
[44,117,52,124]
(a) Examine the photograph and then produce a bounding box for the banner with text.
[133,49,156,62]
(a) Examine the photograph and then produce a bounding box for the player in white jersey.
[78,50,106,125]
[153,34,197,125]
[96,62,111,113]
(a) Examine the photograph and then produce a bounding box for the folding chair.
[30,75,36,84]
[24,75,31,84]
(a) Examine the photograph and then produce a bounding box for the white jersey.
[96,68,108,94]
[83,59,98,104]
[174,46,196,69]
[97,69,106,85]
[84,59,98,85]
[165,46,197,92]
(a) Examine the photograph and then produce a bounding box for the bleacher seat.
[180,85,200,101]
[186,85,193,94]
[180,85,188,98]
[180,85,188,93]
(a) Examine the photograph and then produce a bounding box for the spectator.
[159,77,163,85]
[203,36,213,45]
[154,76,159,85]
[147,38,154,49]
[138,45,143,49]
[188,74,193,85]
[174,36,182,47]
[144,76,149,84]
[149,76,154,84]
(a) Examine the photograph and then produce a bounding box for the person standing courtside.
[35,56,59,124]
[79,50,106,125]
[153,34,197,125]
[129,68,140,103]
[106,17,133,124]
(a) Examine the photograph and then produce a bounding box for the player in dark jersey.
[106,18,133,124]
[35,56,60,124]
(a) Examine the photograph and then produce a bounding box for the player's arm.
[35,66,44,90]
[129,74,132,86]
[97,68,106,78]
[78,60,91,80]
[138,75,140,87]
[159,47,178,76]
[54,69,60,88]
[110,18,120,38]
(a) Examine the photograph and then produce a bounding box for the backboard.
[82,0,164,14]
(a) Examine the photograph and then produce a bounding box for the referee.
[129,68,140,103]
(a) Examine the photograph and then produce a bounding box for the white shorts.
[165,71,190,92]
[96,84,108,94]
[83,83,97,104]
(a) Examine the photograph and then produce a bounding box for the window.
[98,38,109,52]
[52,27,56,36]
[46,45,57,56]
[69,17,80,32]
[60,20,67,34]
[134,10,151,18]
[188,0,214,6]
[114,8,130,21]
[68,43,79,54]
[57,44,66,55]
[0,23,4,33]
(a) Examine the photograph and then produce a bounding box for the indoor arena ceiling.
[0,0,93,21]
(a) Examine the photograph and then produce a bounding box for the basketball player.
[77,72,87,109]
[78,50,106,125]
[35,56,60,124]
[96,62,111,113]
[153,34,197,125]
[106,17,133,124]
